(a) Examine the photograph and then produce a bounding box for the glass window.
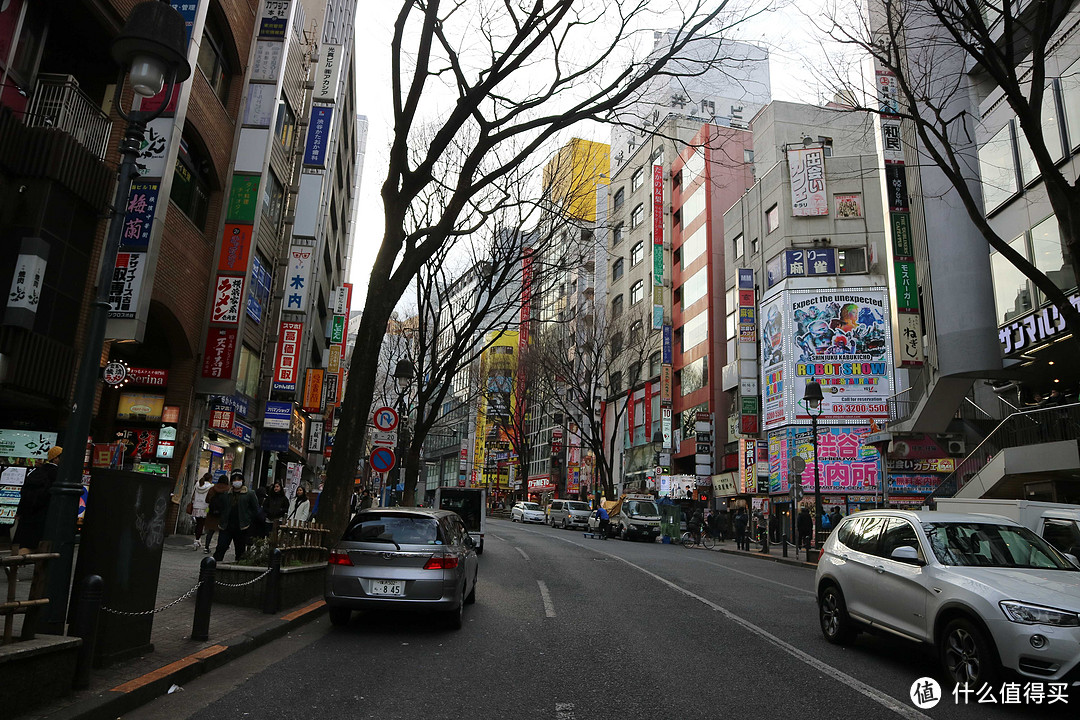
[172,136,211,230]
[632,167,645,191]
[612,257,624,282]
[923,522,1074,569]
[765,205,779,233]
[611,294,624,319]
[630,203,644,229]
[845,516,885,554]
[275,95,297,150]
[680,356,707,395]
[1018,85,1064,185]
[630,280,644,305]
[726,311,735,340]
[990,234,1033,323]
[1061,57,1080,151]
[681,267,708,309]
[609,370,622,392]
[879,518,923,560]
[649,351,662,377]
[342,513,441,545]
[629,320,643,346]
[683,311,708,351]
[1043,519,1080,555]
[197,18,232,104]
[236,345,260,397]
[732,233,743,260]
[751,237,759,255]
[263,170,285,225]
[613,187,625,212]
[838,248,867,274]
[612,223,624,246]
[978,122,1018,213]
[630,241,644,267]
[681,187,706,227]
[681,224,706,268]
[1030,215,1077,298]
[683,150,704,186]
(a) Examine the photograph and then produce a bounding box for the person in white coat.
[288,485,311,522]
[190,472,215,550]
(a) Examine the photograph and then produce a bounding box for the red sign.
[210,275,245,324]
[209,409,235,431]
[201,328,238,379]
[272,321,303,390]
[218,224,253,273]
[127,367,169,387]
[740,414,759,434]
[161,405,180,423]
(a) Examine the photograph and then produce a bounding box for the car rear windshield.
[567,501,590,511]
[922,522,1076,570]
[342,514,442,545]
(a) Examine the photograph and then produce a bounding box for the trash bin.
[71,468,173,667]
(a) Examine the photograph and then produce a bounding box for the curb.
[712,545,820,570]
[43,600,327,720]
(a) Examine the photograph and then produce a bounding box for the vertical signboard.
[787,147,828,216]
[303,368,324,413]
[760,295,785,429]
[652,163,664,329]
[284,243,313,311]
[272,321,303,392]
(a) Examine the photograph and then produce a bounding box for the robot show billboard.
[762,288,893,428]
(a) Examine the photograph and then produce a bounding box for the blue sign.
[176,1,200,48]
[738,268,754,290]
[121,181,160,249]
[209,393,250,418]
[303,106,333,167]
[220,418,253,445]
[264,401,293,430]
[262,431,289,452]
[805,248,837,276]
[246,254,272,323]
[371,447,395,473]
[662,324,672,364]
[783,250,806,277]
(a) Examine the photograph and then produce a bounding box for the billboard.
[768,426,881,494]
[787,147,828,216]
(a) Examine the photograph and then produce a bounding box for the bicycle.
[681,527,716,550]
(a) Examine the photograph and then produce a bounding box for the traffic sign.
[370,446,396,472]
[373,406,399,432]
[371,430,397,447]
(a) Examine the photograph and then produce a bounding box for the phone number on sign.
[837,403,887,414]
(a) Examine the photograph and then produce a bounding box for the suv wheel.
[939,617,999,687]
[818,585,858,645]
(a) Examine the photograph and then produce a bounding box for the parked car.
[547,499,592,529]
[815,509,1080,687]
[325,508,479,629]
[511,502,546,524]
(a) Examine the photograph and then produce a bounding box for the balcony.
[24,74,112,162]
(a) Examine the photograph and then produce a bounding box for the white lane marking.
[515,546,530,560]
[706,558,815,596]
[555,701,574,719]
[487,533,505,542]
[537,580,556,617]
[551,535,929,720]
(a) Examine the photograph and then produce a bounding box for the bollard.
[72,574,104,689]
[263,548,282,615]
[782,535,788,558]
[760,529,770,554]
[191,556,216,641]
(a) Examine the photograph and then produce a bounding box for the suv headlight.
[1000,600,1080,626]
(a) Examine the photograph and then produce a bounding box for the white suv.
[815,509,1080,688]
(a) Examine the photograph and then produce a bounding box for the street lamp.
[650,428,664,494]
[40,0,191,634]
[802,379,825,549]
[393,359,414,505]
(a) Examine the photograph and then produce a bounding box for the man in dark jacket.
[827,506,843,533]
[13,446,62,554]
[213,470,262,562]
[733,507,748,551]
[797,507,813,554]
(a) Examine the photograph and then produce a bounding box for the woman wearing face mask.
[288,485,311,522]
[212,469,261,562]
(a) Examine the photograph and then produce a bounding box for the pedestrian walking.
[827,506,843,533]
[12,446,62,555]
[288,486,311,522]
[189,472,214,551]
[202,474,230,553]
[733,507,748,550]
[797,507,813,554]
[706,509,723,542]
[212,470,261,562]
[263,482,289,522]
[360,490,373,510]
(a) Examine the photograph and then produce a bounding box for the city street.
[125,518,1073,720]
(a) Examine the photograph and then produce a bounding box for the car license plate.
[370,579,404,596]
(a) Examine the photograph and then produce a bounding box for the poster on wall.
[760,295,785,429]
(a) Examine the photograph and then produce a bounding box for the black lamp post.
[40,0,191,635]
[393,359,414,505]
[651,428,664,494]
[803,379,825,548]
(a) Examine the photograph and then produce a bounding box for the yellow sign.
[328,345,341,374]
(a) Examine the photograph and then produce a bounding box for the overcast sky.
[345,3,835,305]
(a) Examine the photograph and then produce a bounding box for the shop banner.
[210,275,245,324]
[201,328,238,379]
[0,429,58,460]
[760,295,785,429]
[303,369,324,413]
[303,106,333,167]
[108,252,146,319]
[264,401,292,430]
[308,418,324,452]
[218,224,253,273]
[768,426,880,494]
[285,244,313,311]
[787,147,828,216]
[272,321,303,391]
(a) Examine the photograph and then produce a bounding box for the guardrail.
[24,74,112,162]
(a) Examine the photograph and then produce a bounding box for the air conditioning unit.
[947,439,966,456]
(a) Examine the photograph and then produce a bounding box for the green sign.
[890,212,913,258]
[741,396,759,415]
[653,244,664,286]
[330,315,345,344]
[226,174,261,223]
[894,260,919,310]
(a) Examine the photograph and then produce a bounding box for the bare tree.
[324,0,755,540]
[812,0,1080,343]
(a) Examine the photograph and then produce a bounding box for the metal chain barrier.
[214,566,272,588]
[101,581,203,616]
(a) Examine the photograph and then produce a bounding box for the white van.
[547,499,591,529]
[934,498,1080,557]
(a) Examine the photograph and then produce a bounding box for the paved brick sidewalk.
[6,535,325,720]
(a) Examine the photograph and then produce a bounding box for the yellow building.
[542,138,610,223]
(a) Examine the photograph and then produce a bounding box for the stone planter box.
[0,635,80,716]
[213,562,326,609]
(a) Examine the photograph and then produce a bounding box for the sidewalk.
[6,535,325,720]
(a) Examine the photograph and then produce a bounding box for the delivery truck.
[434,487,486,554]
[934,498,1080,557]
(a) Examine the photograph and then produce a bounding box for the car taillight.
[816,547,825,563]
[423,553,459,570]
[329,550,353,566]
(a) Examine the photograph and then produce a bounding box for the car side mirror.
[890,545,925,566]
[464,535,475,548]
[1064,551,1079,568]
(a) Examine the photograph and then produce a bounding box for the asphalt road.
[126,518,1075,720]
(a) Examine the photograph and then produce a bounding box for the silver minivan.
[325,508,478,629]
[548,499,592,529]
